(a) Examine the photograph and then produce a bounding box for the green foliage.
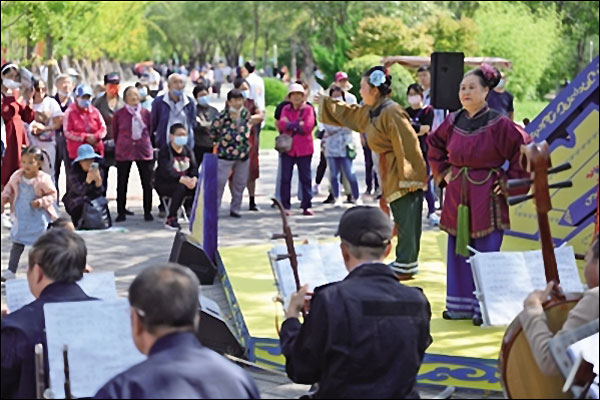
[351,16,433,58]
[343,54,415,105]
[426,13,479,54]
[473,2,561,100]
[264,77,288,107]
[311,26,352,85]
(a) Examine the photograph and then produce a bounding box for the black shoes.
[144,213,154,222]
[230,211,242,218]
[115,214,126,222]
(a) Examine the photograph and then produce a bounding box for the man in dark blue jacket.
[150,73,197,150]
[280,206,433,399]
[94,263,260,399]
[1,229,94,399]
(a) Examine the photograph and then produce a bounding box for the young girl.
[1,146,58,281]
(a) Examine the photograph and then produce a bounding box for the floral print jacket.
[209,107,251,161]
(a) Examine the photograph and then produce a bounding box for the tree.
[426,13,479,55]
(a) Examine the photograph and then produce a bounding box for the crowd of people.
[2,54,598,399]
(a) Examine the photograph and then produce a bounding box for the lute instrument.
[499,141,583,399]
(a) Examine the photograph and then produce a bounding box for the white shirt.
[423,88,446,131]
[246,72,265,112]
[147,68,162,91]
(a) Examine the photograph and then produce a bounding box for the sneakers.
[164,216,181,231]
[144,213,154,222]
[442,310,473,320]
[230,211,242,218]
[428,213,440,227]
[354,198,364,206]
[302,209,314,216]
[1,270,16,282]
[333,197,343,208]
[322,194,335,204]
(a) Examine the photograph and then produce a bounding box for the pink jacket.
[278,103,315,157]
[1,169,58,220]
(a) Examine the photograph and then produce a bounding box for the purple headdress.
[479,63,497,81]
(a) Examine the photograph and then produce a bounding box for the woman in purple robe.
[427,64,531,325]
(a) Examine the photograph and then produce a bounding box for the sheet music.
[568,333,599,399]
[270,242,349,308]
[44,299,145,398]
[5,272,118,312]
[471,246,584,326]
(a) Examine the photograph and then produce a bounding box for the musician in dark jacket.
[280,206,433,399]
[1,229,93,399]
[94,263,260,399]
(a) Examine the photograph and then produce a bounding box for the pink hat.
[288,83,305,95]
[335,71,348,82]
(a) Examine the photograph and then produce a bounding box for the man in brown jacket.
[519,235,599,375]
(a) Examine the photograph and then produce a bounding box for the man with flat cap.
[279,206,432,399]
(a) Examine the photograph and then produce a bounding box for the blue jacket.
[150,93,197,149]
[280,262,432,399]
[1,282,95,399]
[94,331,260,399]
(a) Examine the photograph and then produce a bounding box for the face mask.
[229,105,243,114]
[197,95,209,106]
[171,89,184,98]
[58,90,70,98]
[408,95,422,106]
[77,99,91,109]
[3,78,20,90]
[497,79,505,89]
[137,88,148,98]
[106,84,119,96]
[241,90,249,99]
[173,136,188,146]
[332,97,343,101]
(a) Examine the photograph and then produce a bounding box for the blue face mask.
[172,89,184,98]
[138,88,148,98]
[197,95,209,106]
[496,79,505,89]
[77,98,91,109]
[241,90,249,99]
[173,136,188,146]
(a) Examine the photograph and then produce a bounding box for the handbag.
[346,143,357,160]
[275,134,293,153]
[78,196,112,230]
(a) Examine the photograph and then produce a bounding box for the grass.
[514,98,550,124]
[260,105,278,151]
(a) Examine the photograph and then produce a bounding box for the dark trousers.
[362,143,378,192]
[155,181,195,218]
[8,243,25,273]
[116,160,154,216]
[194,145,213,167]
[280,154,312,210]
[54,133,70,197]
[315,152,327,185]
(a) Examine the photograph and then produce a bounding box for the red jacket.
[1,94,34,186]
[278,103,315,157]
[63,102,107,160]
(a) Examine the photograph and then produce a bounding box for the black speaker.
[169,231,217,285]
[197,295,245,357]
[431,52,464,111]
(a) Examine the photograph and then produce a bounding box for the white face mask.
[332,96,343,102]
[408,95,422,106]
[229,105,243,114]
[3,78,20,90]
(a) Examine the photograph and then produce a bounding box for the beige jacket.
[1,169,58,220]
[319,96,426,203]
[519,286,599,375]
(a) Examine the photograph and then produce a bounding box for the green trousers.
[389,190,423,275]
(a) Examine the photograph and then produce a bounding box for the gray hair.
[342,239,388,261]
[55,74,73,85]
[28,229,87,283]
[168,73,184,85]
[129,263,200,334]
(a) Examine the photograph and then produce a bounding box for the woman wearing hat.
[63,84,107,164]
[319,66,427,279]
[62,144,105,227]
[278,83,316,216]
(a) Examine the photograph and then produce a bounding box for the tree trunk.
[45,35,55,94]
[262,30,269,71]
[290,38,297,81]
[252,1,259,62]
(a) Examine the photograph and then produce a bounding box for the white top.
[246,72,265,112]
[32,96,63,119]
[147,68,162,91]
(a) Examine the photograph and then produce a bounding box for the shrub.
[343,54,415,106]
[264,77,289,107]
